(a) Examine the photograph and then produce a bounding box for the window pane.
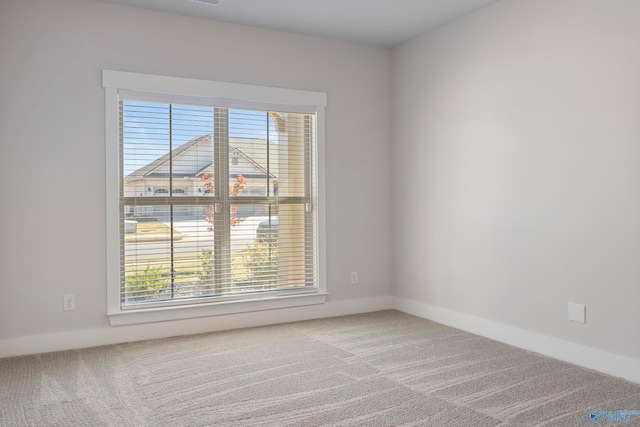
[268,112,309,198]
[229,204,314,293]
[271,203,314,289]
[122,205,216,305]
[122,101,171,198]
[171,104,215,197]
[229,109,269,197]
[122,101,215,198]
[227,110,311,198]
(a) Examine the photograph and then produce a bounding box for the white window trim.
[103,70,327,326]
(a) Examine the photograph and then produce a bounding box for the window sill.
[107,292,328,326]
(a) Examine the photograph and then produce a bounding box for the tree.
[198,173,248,288]
[201,173,248,230]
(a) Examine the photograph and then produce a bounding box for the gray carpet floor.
[1,310,640,426]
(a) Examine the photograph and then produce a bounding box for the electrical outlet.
[63,294,75,312]
[351,271,358,285]
[568,302,585,324]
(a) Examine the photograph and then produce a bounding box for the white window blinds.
[119,96,318,308]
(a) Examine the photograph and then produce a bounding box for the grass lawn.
[124,219,184,242]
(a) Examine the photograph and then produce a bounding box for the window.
[103,71,327,325]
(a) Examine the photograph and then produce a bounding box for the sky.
[122,100,279,175]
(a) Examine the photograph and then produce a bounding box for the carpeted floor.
[1,310,640,426]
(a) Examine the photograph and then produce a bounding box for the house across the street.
[124,134,278,218]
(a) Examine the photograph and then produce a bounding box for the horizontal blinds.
[120,98,316,308]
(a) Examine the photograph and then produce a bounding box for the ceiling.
[95,0,500,47]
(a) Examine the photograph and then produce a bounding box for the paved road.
[124,216,271,264]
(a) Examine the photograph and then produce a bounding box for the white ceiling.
[95,0,500,47]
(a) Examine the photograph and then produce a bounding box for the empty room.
[1,0,640,425]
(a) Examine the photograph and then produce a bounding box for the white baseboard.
[0,296,393,358]
[11,295,637,385]
[393,297,640,385]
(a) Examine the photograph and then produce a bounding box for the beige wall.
[392,0,640,361]
[0,0,392,341]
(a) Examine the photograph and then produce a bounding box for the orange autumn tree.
[198,173,249,287]
[201,173,248,231]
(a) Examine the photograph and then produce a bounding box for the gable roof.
[126,134,277,181]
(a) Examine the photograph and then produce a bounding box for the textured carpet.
[1,310,640,426]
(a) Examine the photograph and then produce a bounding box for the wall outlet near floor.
[568,302,585,324]
[351,271,358,285]
[63,294,75,312]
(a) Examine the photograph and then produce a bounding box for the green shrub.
[125,264,167,301]
[243,241,278,288]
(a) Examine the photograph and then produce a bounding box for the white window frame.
[103,70,327,326]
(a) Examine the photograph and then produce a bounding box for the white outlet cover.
[64,294,75,312]
[568,302,586,324]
